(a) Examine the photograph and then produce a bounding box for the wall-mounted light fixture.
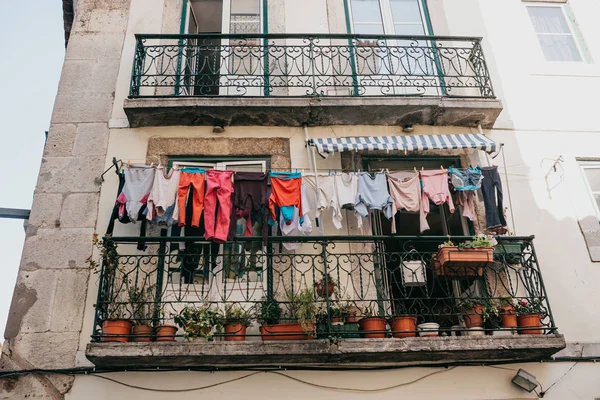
[512,369,539,393]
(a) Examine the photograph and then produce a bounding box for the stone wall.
[0,1,131,399]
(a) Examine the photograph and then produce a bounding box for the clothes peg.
[385,168,390,174]
[414,167,417,173]
[440,165,445,171]
[404,148,407,156]
[150,162,155,168]
[127,160,131,168]
[421,167,424,171]
[328,169,331,176]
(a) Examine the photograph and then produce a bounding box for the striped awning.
[310,133,498,155]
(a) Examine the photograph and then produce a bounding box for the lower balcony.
[124,34,503,127]
[86,235,565,368]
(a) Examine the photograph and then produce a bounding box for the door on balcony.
[182,0,263,96]
[346,0,440,96]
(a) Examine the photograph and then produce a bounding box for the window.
[580,162,600,217]
[526,4,583,62]
[349,0,428,35]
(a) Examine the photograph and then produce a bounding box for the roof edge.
[62,0,74,47]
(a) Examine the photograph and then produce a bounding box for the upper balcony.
[123,34,503,128]
[86,235,564,369]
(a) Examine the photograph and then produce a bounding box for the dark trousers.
[481,166,507,228]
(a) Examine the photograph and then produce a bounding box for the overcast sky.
[0,2,64,337]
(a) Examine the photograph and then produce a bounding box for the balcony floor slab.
[86,334,565,369]
[123,96,503,129]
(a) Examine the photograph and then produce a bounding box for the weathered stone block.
[72,123,110,156]
[36,156,104,193]
[60,193,100,228]
[50,269,90,332]
[21,228,95,270]
[88,9,129,32]
[12,332,80,369]
[51,93,115,124]
[27,194,63,229]
[43,124,77,157]
[4,270,58,337]
[65,32,126,61]
[57,59,122,96]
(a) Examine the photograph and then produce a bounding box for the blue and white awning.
[310,134,498,155]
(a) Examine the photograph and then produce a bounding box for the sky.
[0,2,65,336]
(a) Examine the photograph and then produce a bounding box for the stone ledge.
[86,334,565,369]
[123,96,503,129]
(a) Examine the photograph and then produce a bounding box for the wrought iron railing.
[91,235,557,342]
[129,34,495,98]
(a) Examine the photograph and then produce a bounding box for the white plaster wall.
[67,362,600,400]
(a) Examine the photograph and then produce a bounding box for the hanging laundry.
[119,166,155,224]
[332,172,358,229]
[354,172,393,228]
[280,184,313,251]
[204,170,234,243]
[480,166,507,228]
[268,172,303,226]
[387,171,421,234]
[457,190,477,222]
[419,170,455,233]
[228,171,268,245]
[448,167,483,191]
[302,173,335,218]
[176,168,206,228]
[147,167,181,223]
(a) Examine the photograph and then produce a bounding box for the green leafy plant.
[128,285,156,326]
[87,233,119,274]
[439,235,456,248]
[256,297,282,325]
[458,235,497,250]
[362,305,381,318]
[515,299,545,315]
[173,304,224,340]
[287,289,317,333]
[225,303,253,327]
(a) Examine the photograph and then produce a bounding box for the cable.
[267,366,456,393]
[86,371,262,393]
[539,362,578,398]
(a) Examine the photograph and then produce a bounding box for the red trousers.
[204,170,234,243]
[178,171,206,227]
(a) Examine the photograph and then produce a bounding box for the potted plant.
[289,289,317,337]
[483,303,502,332]
[258,297,294,340]
[315,273,336,298]
[129,285,155,342]
[88,234,133,342]
[155,310,178,342]
[358,306,387,338]
[499,298,517,329]
[389,305,418,338]
[343,303,360,324]
[224,304,252,342]
[434,236,496,277]
[515,299,545,335]
[458,299,486,328]
[174,304,224,342]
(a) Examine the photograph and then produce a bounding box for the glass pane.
[394,23,425,36]
[537,34,582,62]
[527,6,571,34]
[351,0,384,28]
[231,0,259,14]
[391,0,423,24]
[354,23,385,35]
[584,168,600,191]
[231,0,260,34]
[594,194,600,211]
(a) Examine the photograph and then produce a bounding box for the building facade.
[2,0,600,398]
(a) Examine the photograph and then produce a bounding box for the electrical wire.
[87,371,262,393]
[539,362,578,398]
[267,366,456,393]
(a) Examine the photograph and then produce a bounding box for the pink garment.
[457,191,477,222]
[419,170,455,233]
[204,170,234,243]
[387,172,421,234]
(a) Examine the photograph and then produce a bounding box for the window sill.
[86,334,566,369]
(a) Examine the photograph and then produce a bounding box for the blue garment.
[181,167,206,174]
[269,172,302,180]
[354,172,393,219]
[448,167,483,191]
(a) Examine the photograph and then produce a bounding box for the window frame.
[525,3,586,63]
[579,161,600,221]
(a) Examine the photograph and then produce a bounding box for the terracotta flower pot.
[463,304,485,328]
[390,316,417,338]
[358,317,387,338]
[435,247,493,277]
[315,281,335,298]
[517,314,543,335]
[101,319,132,342]
[132,324,153,342]
[224,322,247,342]
[260,323,314,340]
[155,324,178,341]
[331,316,343,325]
[345,313,359,324]
[500,306,517,328]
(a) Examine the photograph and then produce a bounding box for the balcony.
[123,34,503,128]
[86,235,565,368]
